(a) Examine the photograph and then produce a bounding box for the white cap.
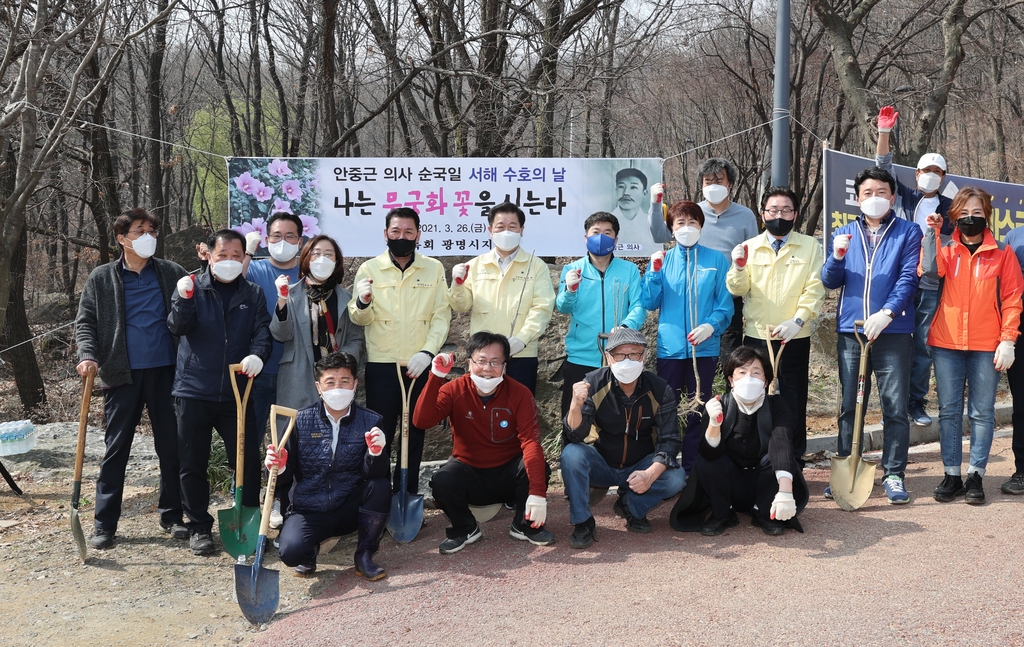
[917,153,947,171]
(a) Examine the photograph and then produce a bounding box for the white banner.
[227,157,664,257]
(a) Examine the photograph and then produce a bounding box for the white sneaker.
[269,499,284,529]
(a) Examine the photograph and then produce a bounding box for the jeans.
[836,333,912,478]
[932,347,999,476]
[560,443,686,525]
[909,288,939,407]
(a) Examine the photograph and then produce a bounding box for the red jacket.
[413,373,547,497]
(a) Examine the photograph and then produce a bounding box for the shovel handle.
[261,406,298,537]
[73,366,96,483]
[395,363,413,470]
[228,364,255,490]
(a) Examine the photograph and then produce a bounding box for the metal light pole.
[770,0,791,186]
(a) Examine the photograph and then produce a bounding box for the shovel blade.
[219,498,261,558]
[830,455,877,511]
[387,491,424,544]
[235,562,280,625]
[70,508,87,563]
[469,503,503,524]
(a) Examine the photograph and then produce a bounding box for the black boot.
[354,508,389,581]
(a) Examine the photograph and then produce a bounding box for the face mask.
[674,225,700,247]
[492,230,521,252]
[586,233,616,256]
[268,240,299,262]
[702,184,729,204]
[128,233,157,259]
[732,376,765,403]
[918,172,942,193]
[309,257,336,281]
[387,237,417,257]
[211,259,243,282]
[470,373,503,394]
[609,358,644,384]
[860,196,891,218]
[957,217,986,238]
[320,388,355,411]
[764,217,795,237]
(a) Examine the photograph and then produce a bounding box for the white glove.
[650,182,665,204]
[364,427,386,456]
[452,263,469,286]
[731,244,748,269]
[406,351,432,378]
[356,277,373,304]
[245,231,262,255]
[650,250,665,272]
[995,340,1015,371]
[505,335,524,356]
[687,323,714,346]
[176,275,194,299]
[565,268,582,293]
[833,234,851,260]
[772,319,802,343]
[274,274,290,300]
[432,353,454,378]
[240,354,264,377]
[264,444,287,474]
[770,491,796,521]
[705,396,723,427]
[524,494,547,528]
[862,311,892,341]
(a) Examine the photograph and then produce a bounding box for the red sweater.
[413,373,547,497]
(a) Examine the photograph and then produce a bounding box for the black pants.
[694,453,778,520]
[429,457,549,539]
[175,397,261,532]
[744,336,810,463]
[506,357,540,394]
[277,477,390,567]
[719,297,744,366]
[1008,319,1024,474]
[364,362,428,494]
[560,360,599,419]
[94,366,181,533]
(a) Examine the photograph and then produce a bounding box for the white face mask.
[268,240,299,262]
[470,373,504,394]
[674,225,700,247]
[702,184,729,205]
[732,376,765,403]
[609,357,644,384]
[492,230,522,252]
[128,233,157,259]
[917,173,941,193]
[860,196,891,218]
[309,257,336,281]
[320,387,355,411]
[211,259,243,282]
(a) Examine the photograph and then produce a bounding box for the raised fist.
[356,278,373,304]
[453,263,469,286]
[565,268,582,292]
[365,427,386,456]
[431,353,454,378]
[245,231,262,255]
[705,395,724,426]
[275,274,289,299]
[651,182,665,204]
[650,250,665,272]
[731,244,748,269]
[833,234,851,260]
[177,275,194,299]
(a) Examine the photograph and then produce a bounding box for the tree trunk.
[1,222,46,416]
[149,0,169,252]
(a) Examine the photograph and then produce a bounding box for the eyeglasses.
[763,207,796,217]
[268,233,300,243]
[470,358,506,369]
[128,229,158,238]
[609,351,644,362]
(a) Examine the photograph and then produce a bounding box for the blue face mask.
[586,233,616,256]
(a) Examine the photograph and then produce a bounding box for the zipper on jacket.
[858,218,895,322]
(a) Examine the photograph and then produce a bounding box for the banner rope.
[663,112,828,162]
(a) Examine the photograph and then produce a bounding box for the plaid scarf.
[306,281,338,362]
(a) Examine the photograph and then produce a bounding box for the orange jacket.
[923,228,1024,351]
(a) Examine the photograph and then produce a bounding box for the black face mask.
[764,217,795,237]
[957,217,986,238]
[387,237,417,257]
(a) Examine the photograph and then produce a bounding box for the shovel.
[70,365,96,563]
[764,325,787,395]
[235,405,297,625]
[830,321,878,511]
[219,364,260,558]
[387,362,424,543]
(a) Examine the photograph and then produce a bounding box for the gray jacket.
[75,256,187,388]
[270,280,365,410]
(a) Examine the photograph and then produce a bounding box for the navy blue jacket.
[167,269,272,401]
[286,402,387,514]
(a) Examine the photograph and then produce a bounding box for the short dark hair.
[697,158,737,186]
[385,207,420,230]
[466,331,511,363]
[723,345,772,387]
[314,351,359,381]
[666,200,705,231]
[266,211,303,237]
[488,201,525,227]
[207,228,245,252]
[583,212,620,236]
[853,166,896,196]
[298,234,345,285]
[760,186,799,213]
[615,168,648,190]
[114,208,160,238]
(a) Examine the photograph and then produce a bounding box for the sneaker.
[701,511,739,536]
[159,520,189,540]
[1001,472,1024,495]
[933,474,964,502]
[269,500,284,530]
[189,531,215,555]
[823,486,833,500]
[438,525,483,554]
[613,495,653,533]
[883,475,910,504]
[964,472,985,505]
[90,530,114,550]
[509,521,556,546]
[570,517,596,549]
[908,402,932,426]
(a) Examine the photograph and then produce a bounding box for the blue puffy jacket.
[556,256,647,367]
[641,244,733,359]
[286,402,387,514]
[167,269,272,401]
[821,213,922,334]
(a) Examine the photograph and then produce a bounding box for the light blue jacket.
[557,256,646,367]
[641,244,733,359]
